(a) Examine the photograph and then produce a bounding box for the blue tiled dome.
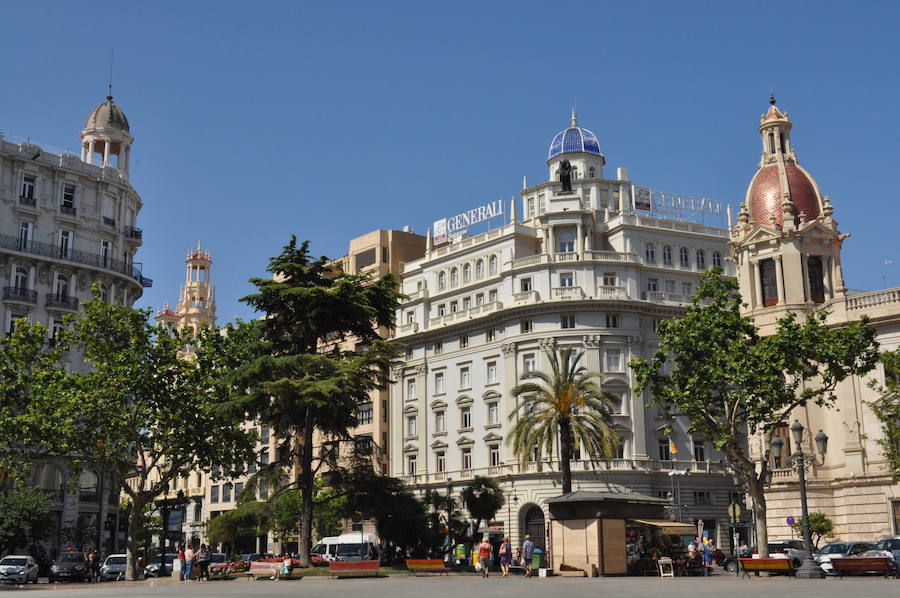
[548,125,602,159]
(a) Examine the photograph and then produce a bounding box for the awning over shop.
[628,519,697,535]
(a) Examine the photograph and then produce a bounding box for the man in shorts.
[522,535,535,577]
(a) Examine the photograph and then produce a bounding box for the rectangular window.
[476,293,484,306]
[487,402,499,425]
[526,197,535,218]
[602,272,616,287]
[665,280,676,293]
[520,319,533,333]
[693,441,706,462]
[405,347,413,359]
[381,246,388,264]
[694,491,712,505]
[605,314,619,328]
[437,304,446,316]
[647,278,659,292]
[58,230,73,259]
[407,455,417,475]
[358,403,373,425]
[561,315,575,329]
[210,485,219,503]
[460,334,468,349]
[681,282,692,296]
[434,340,443,354]
[355,248,377,271]
[486,361,498,384]
[260,450,270,466]
[520,278,533,292]
[606,349,621,371]
[461,447,472,470]
[486,328,495,342]
[100,240,111,267]
[62,184,76,209]
[435,410,446,433]
[259,481,269,499]
[434,372,445,394]
[436,451,446,472]
[449,301,458,313]
[461,406,471,429]
[382,400,388,423]
[406,311,415,323]
[406,378,417,399]
[247,460,257,474]
[21,174,36,199]
[7,311,28,334]
[523,353,536,372]
[459,367,470,388]
[18,222,32,250]
[652,318,663,332]
[658,439,671,461]
[406,415,417,437]
[260,426,270,444]
[489,445,501,467]
[488,289,498,303]
[356,436,373,456]
[760,259,778,306]
[538,193,546,214]
[234,482,244,501]
[560,272,574,287]
[463,297,471,310]
[222,484,232,502]
[808,256,825,303]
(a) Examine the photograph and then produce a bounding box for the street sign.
[727,502,742,523]
[786,516,796,526]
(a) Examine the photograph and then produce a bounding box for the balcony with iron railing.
[60,204,76,216]
[0,234,149,286]
[18,195,36,207]
[46,293,79,310]
[125,226,143,241]
[2,286,37,304]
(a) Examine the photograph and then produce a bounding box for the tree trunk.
[296,421,314,568]
[125,495,147,581]
[747,477,768,558]
[559,420,573,494]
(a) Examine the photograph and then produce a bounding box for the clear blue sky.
[3,1,898,323]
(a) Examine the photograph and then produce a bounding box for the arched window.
[712,251,722,268]
[489,255,498,275]
[438,271,446,290]
[476,259,484,279]
[696,249,706,270]
[78,469,99,503]
[14,267,27,291]
[589,166,595,178]
[463,263,471,283]
[679,247,690,267]
[33,464,64,501]
[450,267,458,287]
[99,284,109,303]
[645,243,656,264]
[55,274,69,298]
[662,245,672,266]
[558,231,575,253]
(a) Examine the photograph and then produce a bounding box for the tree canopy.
[461,476,505,540]
[0,486,55,554]
[870,348,900,479]
[631,269,879,556]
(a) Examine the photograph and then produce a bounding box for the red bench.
[405,559,450,575]
[245,561,279,580]
[830,557,896,579]
[328,560,380,578]
[738,558,795,578]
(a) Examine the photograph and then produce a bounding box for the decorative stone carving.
[38,266,50,285]
[501,342,517,356]
[538,337,556,351]
[582,334,602,347]
[415,363,427,375]
[390,367,404,379]
[77,276,88,291]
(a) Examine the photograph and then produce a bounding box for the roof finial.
[769,91,776,106]
[571,102,577,127]
[107,48,115,101]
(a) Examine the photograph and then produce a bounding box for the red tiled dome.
[747,163,820,227]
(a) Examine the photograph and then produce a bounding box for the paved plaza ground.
[0,574,896,597]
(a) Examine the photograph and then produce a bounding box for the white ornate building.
[391,112,743,553]
[1,93,150,556]
[732,98,900,539]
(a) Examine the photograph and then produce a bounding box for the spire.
[107,48,114,101]
[571,105,577,127]
[769,92,776,106]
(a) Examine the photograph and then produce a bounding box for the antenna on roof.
[769,90,776,106]
[107,49,115,100]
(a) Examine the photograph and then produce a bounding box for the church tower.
[729,97,847,330]
[155,243,216,333]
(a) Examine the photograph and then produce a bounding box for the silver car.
[814,542,873,574]
[99,554,128,581]
[0,555,39,584]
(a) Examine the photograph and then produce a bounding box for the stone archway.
[523,505,546,552]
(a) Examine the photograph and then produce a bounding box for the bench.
[738,558,795,578]
[405,559,450,576]
[245,561,282,580]
[328,560,380,578]
[830,557,896,579]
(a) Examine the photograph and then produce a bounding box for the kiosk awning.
[629,519,697,535]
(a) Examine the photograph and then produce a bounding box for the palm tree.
[508,346,620,494]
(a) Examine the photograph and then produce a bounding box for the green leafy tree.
[460,476,505,541]
[509,347,621,493]
[0,322,74,478]
[205,501,270,548]
[64,293,256,579]
[791,512,833,548]
[0,486,56,554]
[870,349,900,478]
[630,270,879,557]
[225,237,402,566]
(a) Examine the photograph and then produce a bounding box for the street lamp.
[667,469,687,521]
[769,420,828,579]
[506,489,519,541]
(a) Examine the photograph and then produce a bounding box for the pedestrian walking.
[178,542,186,581]
[195,544,210,581]
[183,543,195,581]
[91,550,101,582]
[499,536,512,578]
[521,535,535,578]
[478,537,493,578]
[85,551,95,582]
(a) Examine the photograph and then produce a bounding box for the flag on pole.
[668,437,678,455]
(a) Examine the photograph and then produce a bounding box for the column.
[751,261,762,308]
[548,225,556,256]
[774,256,785,303]
[70,274,77,298]
[87,141,95,165]
[628,337,649,460]
[28,267,35,292]
[103,141,111,167]
[8,260,15,286]
[576,223,584,258]
[801,254,812,302]
[824,256,833,298]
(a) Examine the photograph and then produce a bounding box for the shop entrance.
[524,506,545,551]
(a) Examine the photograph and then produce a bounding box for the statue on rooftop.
[557,159,573,193]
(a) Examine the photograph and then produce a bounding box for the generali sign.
[433,200,504,245]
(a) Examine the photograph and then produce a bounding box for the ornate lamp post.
[769,420,828,579]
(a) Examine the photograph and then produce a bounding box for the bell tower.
[81,90,133,176]
[177,243,217,332]
[730,97,847,329]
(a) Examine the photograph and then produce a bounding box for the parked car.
[49,552,88,583]
[859,537,900,571]
[143,553,176,578]
[814,542,873,575]
[722,540,807,573]
[0,555,40,584]
[99,554,128,581]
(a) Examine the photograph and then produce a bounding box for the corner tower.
[730,97,846,327]
[155,243,216,333]
[546,108,606,182]
[81,92,133,176]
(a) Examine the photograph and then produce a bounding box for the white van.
[333,533,379,562]
[311,536,340,563]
